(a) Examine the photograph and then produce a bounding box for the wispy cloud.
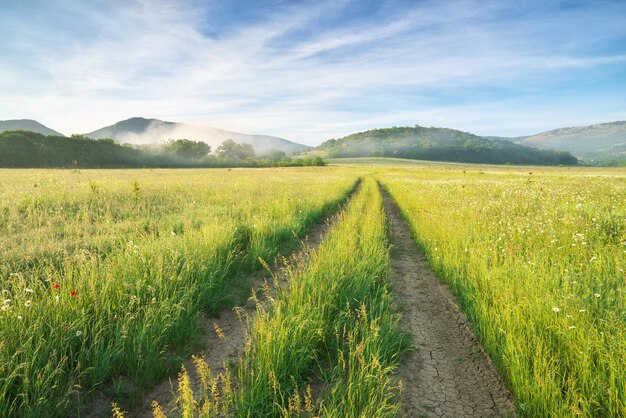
[0,0,625,142]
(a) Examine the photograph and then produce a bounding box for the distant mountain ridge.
[2,117,623,164]
[0,119,64,137]
[85,117,311,155]
[317,125,578,166]
[494,121,626,162]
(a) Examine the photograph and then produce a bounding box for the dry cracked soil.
[382,187,516,418]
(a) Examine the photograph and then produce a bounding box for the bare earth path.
[382,187,516,418]
[91,191,351,418]
[126,216,336,417]
[83,202,343,417]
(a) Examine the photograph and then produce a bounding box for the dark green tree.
[216,139,256,160]
[161,139,210,159]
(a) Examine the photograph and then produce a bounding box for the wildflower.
[594,293,600,298]
[75,331,82,337]
[64,326,69,332]
[171,231,177,236]
[25,288,34,294]
[568,326,576,330]
[24,300,32,307]
[55,295,60,303]
[70,290,78,296]
[1,305,9,311]
[52,283,60,289]
[552,307,560,312]
[579,309,586,312]
[17,315,23,320]
[2,299,10,304]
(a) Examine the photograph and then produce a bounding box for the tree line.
[0,131,324,168]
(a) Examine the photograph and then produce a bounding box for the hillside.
[318,126,578,166]
[0,119,64,137]
[85,117,311,155]
[497,121,626,163]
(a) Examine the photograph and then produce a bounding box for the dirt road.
[382,187,515,417]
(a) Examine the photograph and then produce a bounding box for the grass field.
[1,163,624,417]
[0,167,359,416]
[379,166,626,417]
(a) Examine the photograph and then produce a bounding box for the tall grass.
[162,178,408,417]
[380,167,626,417]
[0,167,358,417]
[235,177,407,416]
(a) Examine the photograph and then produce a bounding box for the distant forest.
[0,131,324,168]
[319,126,579,166]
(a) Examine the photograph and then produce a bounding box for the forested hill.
[496,121,626,163]
[317,126,578,165]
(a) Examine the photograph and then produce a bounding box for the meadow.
[0,168,358,416]
[0,163,624,417]
[379,164,626,417]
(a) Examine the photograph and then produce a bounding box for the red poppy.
[64,326,69,332]
[70,290,78,296]
[52,283,60,289]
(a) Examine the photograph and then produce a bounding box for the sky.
[1,0,625,145]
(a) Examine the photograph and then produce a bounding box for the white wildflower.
[552,307,560,312]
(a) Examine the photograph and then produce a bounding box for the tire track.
[381,186,515,418]
[86,183,360,417]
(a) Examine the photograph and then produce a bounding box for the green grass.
[235,177,407,416]
[163,178,408,417]
[0,167,359,417]
[2,163,625,417]
[379,166,626,417]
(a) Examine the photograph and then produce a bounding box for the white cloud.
[0,0,624,143]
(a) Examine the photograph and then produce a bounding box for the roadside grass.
[380,167,626,417]
[158,177,409,417]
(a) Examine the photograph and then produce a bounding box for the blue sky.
[1,0,625,144]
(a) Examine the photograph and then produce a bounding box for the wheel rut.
[381,186,515,418]
[133,218,334,418]
[86,185,358,418]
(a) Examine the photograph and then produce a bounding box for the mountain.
[85,117,311,155]
[495,121,626,163]
[317,125,578,166]
[0,119,64,137]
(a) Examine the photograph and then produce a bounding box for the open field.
[0,163,624,417]
[379,165,626,417]
[0,167,359,416]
